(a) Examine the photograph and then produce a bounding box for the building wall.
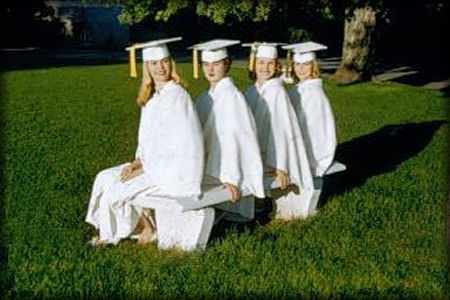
[46,0,129,48]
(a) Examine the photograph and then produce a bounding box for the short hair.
[223,58,232,73]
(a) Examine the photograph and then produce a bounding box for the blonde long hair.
[136,58,185,107]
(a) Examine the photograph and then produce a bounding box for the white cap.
[282,41,327,63]
[256,45,277,59]
[143,45,169,61]
[127,37,182,61]
[242,42,285,59]
[189,39,240,63]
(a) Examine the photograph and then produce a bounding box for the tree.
[331,4,377,84]
[94,0,448,85]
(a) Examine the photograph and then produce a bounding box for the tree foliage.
[93,0,447,38]
[93,0,325,26]
[90,0,449,80]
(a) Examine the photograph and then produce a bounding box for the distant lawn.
[1,63,448,298]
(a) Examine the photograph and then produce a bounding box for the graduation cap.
[241,42,286,72]
[282,41,327,63]
[125,37,182,78]
[188,39,240,79]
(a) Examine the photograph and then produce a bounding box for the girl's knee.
[95,168,119,187]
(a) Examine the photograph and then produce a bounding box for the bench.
[133,162,346,251]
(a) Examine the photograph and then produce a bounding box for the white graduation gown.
[245,78,314,193]
[288,78,337,178]
[85,80,204,244]
[245,78,315,219]
[196,76,265,198]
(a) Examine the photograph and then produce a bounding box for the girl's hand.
[123,167,143,182]
[276,170,290,190]
[222,183,241,203]
[267,168,289,190]
[121,159,143,182]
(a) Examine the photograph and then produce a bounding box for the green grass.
[1,63,448,298]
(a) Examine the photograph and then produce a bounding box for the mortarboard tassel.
[126,45,138,78]
[248,42,259,72]
[285,49,292,81]
[193,48,199,79]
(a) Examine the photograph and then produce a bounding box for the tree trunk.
[332,6,376,85]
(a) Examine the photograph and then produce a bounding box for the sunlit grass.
[1,63,448,298]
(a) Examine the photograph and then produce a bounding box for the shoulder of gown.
[164,82,192,101]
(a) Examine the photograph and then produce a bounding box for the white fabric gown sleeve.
[140,85,204,198]
[261,81,314,192]
[289,80,337,177]
[135,108,146,161]
[214,91,248,185]
[206,81,264,198]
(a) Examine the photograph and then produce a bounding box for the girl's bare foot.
[88,236,109,246]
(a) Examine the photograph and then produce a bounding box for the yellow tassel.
[126,45,137,78]
[193,48,199,79]
[248,42,258,72]
[285,50,292,80]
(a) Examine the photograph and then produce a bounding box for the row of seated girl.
[85,38,337,247]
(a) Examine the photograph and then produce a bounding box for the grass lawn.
[1,62,448,298]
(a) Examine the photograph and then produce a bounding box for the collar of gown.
[209,76,234,96]
[154,80,176,96]
[256,77,282,93]
[298,78,322,88]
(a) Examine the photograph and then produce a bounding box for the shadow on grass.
[0,47,251,73]
[385,64,450,95]
[442,86,450,98]
[210,199,275,243]
[211,120,446,243]
[0,48,127,72]
[320,120,447,206]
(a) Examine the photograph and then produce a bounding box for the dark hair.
[223,58,232,73]
[201,58,232,73]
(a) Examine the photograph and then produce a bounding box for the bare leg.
[137,212,157,245]
[132,217,145,235]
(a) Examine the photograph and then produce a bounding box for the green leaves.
[155,0,190,21]
[118,2,152,24]
[195,0,275,24]
[115,0,276,25]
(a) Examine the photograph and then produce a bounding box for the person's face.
[202,59,228,85]
[147,57,171,83]
[294,61,313,81]
[255,57,277,82]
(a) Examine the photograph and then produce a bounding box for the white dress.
[85,80,204,244]
[245,78,315,219]
[288,78,337,177]
[196,76,265,198]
